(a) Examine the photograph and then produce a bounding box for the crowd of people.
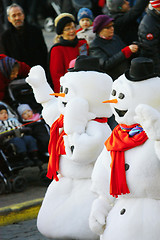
[0,0,159,174]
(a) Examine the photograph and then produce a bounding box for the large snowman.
[89,57,160,240]
[26,56,113,240]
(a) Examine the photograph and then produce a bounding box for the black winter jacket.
[138,8,160,74]
[108,0,149,45]
[1,22,48,70]
[89,34,129,80]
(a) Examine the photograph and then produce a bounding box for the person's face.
[8,6,25,29]
[10,65,19,80]
[121,0,130,12]
[0,109,8,120]
[62,22,76,41]
[79,18,91,29]
[21,109,33,120]
[99,21,114,39]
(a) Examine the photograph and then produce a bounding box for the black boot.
[30,151,43,167]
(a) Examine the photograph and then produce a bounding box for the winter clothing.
[77,7,94,22]
[0,104,7,112]
[125,57,157,81]
[17,104,50,153]
[138,6,160,74]
[93,15,114,34]
[49,37,89,92]
[0,56,16,79]
[150,0,160,8]
[105,123,148,198]
[0,54,30,102]
[68,55,104,72]
[54,13,75,35]
[76,25,95,45]
[107,0,149,45]
[1,22,48,70]
[107,0,125,12]
[89,34,132,80]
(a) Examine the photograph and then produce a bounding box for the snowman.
[26,56,113,240]
[89,57,160,240]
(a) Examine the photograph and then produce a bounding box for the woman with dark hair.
[49,13,89,93]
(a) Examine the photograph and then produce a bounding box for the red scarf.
[47,114,66,180]
[47,115,108,181]
[105,124,148,198]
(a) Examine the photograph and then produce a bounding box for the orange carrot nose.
[102,99,118,103]
[50,93,65,97]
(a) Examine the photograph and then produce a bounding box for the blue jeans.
[8,135,38,154]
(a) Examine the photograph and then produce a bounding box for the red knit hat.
[150,0,160,8]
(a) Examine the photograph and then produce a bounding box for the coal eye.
[118,93,125,99]
[60,86,63,92]
[64,88,68,94]
[112,89,116,96]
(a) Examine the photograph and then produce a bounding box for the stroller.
[8,78,50,162]
[0,101,30,194]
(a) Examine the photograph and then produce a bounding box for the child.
[0,104,42,167]
[76,7,95,45]
[17,104,50,154]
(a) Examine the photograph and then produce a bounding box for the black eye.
[64,88,68,94]
[118,93,125,99]
[112,89,116,96]
[60,86,63,92]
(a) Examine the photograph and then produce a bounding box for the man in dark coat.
[106,0,149,45]
[138,0,160,74]
[1,3,48,71]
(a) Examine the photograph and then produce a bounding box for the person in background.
[17,104,50,154]
[138,0,160,74]
[1,3,48,71]
[106,0,149,45]
[48,13,89,92]
[0,104,42,167]
[89,14,138,81]
[0,54,30,103]
[76,7,95,45]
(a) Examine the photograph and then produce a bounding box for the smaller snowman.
[89,57,160,240]
[26,56,113,240]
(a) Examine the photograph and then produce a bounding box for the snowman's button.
[71,145,74,153]
[125,163,129,171]
[120,208,126,215]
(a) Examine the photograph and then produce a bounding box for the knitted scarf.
[105,123,148,198]
[47,115,108,181]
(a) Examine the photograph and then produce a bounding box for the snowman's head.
[107,74,160,125]
[56,71,113,118]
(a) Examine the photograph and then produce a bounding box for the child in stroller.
[0,103,42,167]
[17,104,50,155]
[8,78,50,163]
[0,101,50,194]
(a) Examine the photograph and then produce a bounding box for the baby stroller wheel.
[10,176,27,193]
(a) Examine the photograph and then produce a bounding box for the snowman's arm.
[89,147,115,235]
[64,97,111,163]
[26,65,60,127]
[135,104,160,160]
[89,195,112,235]
[64,121,111,163]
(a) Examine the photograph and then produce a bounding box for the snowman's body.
[26,66,113,239]
[89,73,160,240]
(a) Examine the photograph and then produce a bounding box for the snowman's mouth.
[114,108,128,117]
[62,102,67,107]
